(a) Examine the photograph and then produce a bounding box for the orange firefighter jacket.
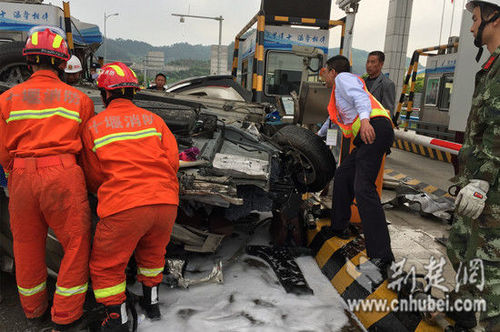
[0,70,95,170]
[81,98,179,218]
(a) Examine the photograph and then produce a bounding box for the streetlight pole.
[217,15,222,75]
[171,13,224,75]
[104,11,119,65]
[336,0,360,61]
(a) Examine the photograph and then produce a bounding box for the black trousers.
[331,117,394,260]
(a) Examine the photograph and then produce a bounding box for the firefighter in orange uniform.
[81,62,179,331]
[0,27,94,330]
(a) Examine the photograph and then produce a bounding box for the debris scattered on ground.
[246,245,313,295]
[167,259,223,288]
[383,184,454,221]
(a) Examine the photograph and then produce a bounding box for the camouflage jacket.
[455,46,500,194]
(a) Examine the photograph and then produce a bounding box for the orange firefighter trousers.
[90,204,177,306]
[8,154,91,325]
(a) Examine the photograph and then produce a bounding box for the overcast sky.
[47,0,470,59]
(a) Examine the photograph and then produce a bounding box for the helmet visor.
[28,25,67,39]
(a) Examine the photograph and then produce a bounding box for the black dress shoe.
[446,309,477,330]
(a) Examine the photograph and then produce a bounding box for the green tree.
[414,76,424,93]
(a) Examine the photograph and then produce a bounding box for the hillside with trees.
[96,38,421,84]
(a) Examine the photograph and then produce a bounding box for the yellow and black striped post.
[62,2,74,53]
[232,13,259,81]
[231,38,240,81]
[252,12,265,103]
[339,17,346,56]
[404,53,420,129]
[393,42,459,129]
[393,51,416,128]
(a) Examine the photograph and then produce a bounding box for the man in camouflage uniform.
[447,1,500,331]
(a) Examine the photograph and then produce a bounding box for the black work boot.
[140,284,161,320]
[25,307,51,331]
[52,317,86,331]
[447,308,477,331]
[100,303,129,332]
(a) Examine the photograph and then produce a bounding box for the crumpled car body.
[0,83,335,273]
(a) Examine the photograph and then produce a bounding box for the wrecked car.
[0,82,335,274]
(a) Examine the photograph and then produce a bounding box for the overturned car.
[0,83,335,272]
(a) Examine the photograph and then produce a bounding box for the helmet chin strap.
[474,4,500,62]
[474,31,485,62]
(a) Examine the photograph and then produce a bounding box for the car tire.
[272,125,335,193]
[0,41,31,84]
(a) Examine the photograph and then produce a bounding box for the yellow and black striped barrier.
[268,16,344,29]
[393,42,459,129]
[384,168,454,201]
[392,139,454,164]
[307,221,448,331]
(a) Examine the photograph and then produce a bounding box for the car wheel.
[272,125,336,193]
[0,42,31,84]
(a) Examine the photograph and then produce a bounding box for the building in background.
[147,51,165,69]
[210,45,229,75]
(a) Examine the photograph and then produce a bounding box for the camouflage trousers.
[447,209,500,331]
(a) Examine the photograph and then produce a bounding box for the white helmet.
[65,55,82,73]
[466,0,500,12]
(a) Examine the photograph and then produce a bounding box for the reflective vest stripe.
[93,281,126,300]
[92,128,162,152]
[7,107,81,123]
[55,282,88,297]
[18,281,46,297]
[350,108,391,138]
[137,266,164,277]
[327,75,391,138]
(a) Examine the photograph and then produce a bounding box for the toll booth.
[416,40,458,141]
[231,0,346,108]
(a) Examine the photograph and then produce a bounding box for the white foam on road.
[134,226,351,331]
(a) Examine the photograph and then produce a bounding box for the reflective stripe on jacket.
[0,70,95,170]
[81,98,179,218]
[327,74,391,138]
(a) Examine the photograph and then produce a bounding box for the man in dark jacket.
[318,51,396,137]
[364,51,396,117]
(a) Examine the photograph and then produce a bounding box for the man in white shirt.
[322,55,395,276]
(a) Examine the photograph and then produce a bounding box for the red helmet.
[97,62,141,90]
[23,27,70,61]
